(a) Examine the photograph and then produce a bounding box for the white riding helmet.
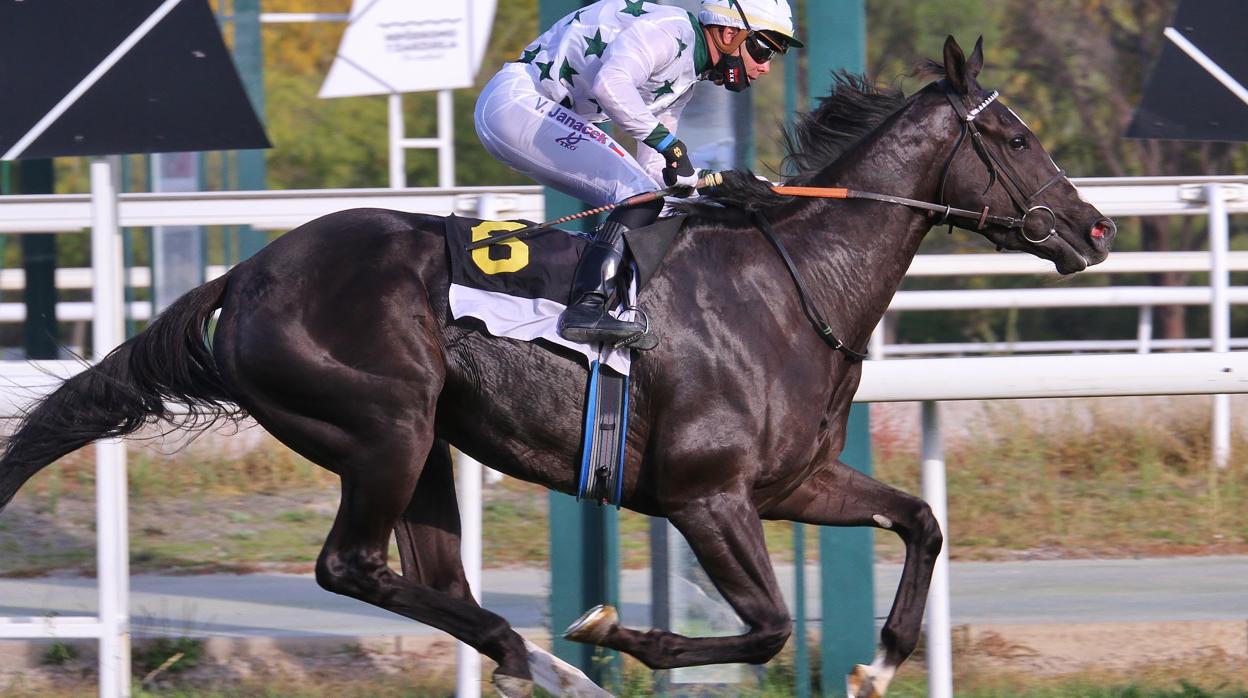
[699,0,803,48]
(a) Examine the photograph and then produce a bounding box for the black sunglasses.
[725,1,788,64]
[744,34,779,64]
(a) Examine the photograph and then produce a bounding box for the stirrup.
[613,307,658,351]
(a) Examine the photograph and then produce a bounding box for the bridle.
[773,85,1071,244]
[935,85,1069,244]
[756,84,1072,361]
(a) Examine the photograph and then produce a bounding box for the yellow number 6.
[470,221,530,275]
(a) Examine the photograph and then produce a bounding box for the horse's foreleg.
[568,492,793,669]
[764,461,943,698]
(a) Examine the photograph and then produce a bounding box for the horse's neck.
[785,100,955,351]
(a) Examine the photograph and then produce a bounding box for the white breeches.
[475,63,660,207]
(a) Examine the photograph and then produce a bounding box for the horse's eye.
[1009,135,1029,151]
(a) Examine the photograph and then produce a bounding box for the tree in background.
[998,0,1247,340]
[866,0,1248,344]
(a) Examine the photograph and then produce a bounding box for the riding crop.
[463,172,725,251]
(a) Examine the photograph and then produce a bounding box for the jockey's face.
[713,26,773,80]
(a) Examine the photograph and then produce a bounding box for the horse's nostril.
[1091,219,1116,241]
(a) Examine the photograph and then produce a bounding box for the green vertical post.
[806,3,874,696]
[820,407,875,695]
[228,0,268,259]
[785,43,813,698]
[19,161,58,360]
[806,0,866,100]
[542,0,619,684]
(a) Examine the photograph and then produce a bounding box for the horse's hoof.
[494,674,535,698]
[563,603,618,644]
[846,664,883,698]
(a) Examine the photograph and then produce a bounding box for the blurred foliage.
[862,0,1248,344]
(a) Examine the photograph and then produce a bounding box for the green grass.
[10,645,1248,698]
[873,398,1248,560]
[4,397,1248,576]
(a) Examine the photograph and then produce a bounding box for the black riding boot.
[557,201,662,348]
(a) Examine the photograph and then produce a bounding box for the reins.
[770,184,1024,231]
[769,89,1064,236]
[751,210,868,361]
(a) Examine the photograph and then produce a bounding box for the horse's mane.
[783,71,908,184]
[676,70,914,214]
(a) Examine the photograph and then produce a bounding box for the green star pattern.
[519,46,540,64]
[620,0,648,17]
[535,60,554,81]
[566,8,586,25]
[584,29,608,58]
[588,98,603,113]
[676,37,688,58]
[652,79,675,97]
[559,58,579,87]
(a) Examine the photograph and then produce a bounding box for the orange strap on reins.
[770,186,850,199]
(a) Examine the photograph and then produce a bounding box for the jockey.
[475,0,801,347]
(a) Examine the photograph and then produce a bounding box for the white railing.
[0,185,544,233]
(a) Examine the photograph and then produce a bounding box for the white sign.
[469,0,497,77]
[320,0,485,98]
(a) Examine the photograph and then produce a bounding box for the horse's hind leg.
[316,439,538,695]
[218,369,533,692]
[569,492,794,669]
[765,460,943,698]
[396,442,610,697]
[393,439,472,597]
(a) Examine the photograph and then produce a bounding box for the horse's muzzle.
[1087,218,1116,262]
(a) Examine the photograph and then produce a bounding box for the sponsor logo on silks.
[534,98,613,145]
[555,131,587,150]
[608,143,627,158]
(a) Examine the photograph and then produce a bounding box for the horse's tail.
[0,272,242,513]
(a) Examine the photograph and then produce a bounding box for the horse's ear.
[942,35,969,95]
[967,36,984,83]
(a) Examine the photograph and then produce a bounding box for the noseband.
[936,87,1068,243]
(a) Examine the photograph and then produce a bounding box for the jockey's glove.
[659,139,698,191]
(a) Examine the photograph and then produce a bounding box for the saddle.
[443,213,685,506]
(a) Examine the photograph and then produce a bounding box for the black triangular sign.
[1126,0,1248,142]
[0,0,270,160]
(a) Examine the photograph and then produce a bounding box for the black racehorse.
[0,38,1112,697]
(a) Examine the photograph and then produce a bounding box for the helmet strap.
[705,28,751,92]
[707,25,750,56]
[705,0,759,93]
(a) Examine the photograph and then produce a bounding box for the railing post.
[1207,183,1233,469]
[870,317,886,360]
[455,449,483,698]
[1137,305,1153,354]
[921,401,952,698]
[438,89,455,189]
[794,523,809,698]
[388,93,405,189]
[90,157,130,698]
